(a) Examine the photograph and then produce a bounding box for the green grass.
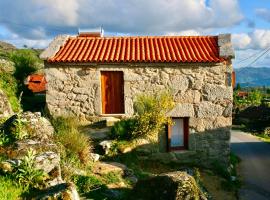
[0,72,21,112]
[0,176,25,200]
[256,134,270,143]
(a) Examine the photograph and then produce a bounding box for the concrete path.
[231,130,270,200]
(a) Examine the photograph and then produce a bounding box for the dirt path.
[231,130,270,200]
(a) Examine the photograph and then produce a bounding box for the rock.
[131,171,206,200]
[0,59,15,73]
[86,127,110,140]
[119,146,132,154]
[0,89,13,119]
[34,182,80,200]
[34,151,60,174]
[196,101,224,118]
[0,161,13,172]
[20,112,54,141]
[90,153,100,162]
[167,103,195,117]
[8,139,57,159]
[1,112,54,142]
[93,162,127,175]
[203,83,232,101]
[99,140,113,155]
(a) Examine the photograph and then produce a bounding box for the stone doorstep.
[90,116,121,128]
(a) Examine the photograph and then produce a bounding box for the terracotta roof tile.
[49,36,224,63]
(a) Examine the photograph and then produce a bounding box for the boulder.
[90,153,100,162]
[20,112,54,141]
[7,139,57,159]
[34,182,80,200]
[34,151,60,174]
[131,171,206,200]
[1,112,54,142]
[0,89,13,119]
[99,140,113,155]
[93,162,127,175]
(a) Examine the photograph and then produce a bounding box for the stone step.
[81,126,111,140]
[92,116,120,128]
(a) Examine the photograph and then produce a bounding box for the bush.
[9,49,40,84]
[132,90,174,141]
[110,90,174,141]
[52,117,92,165]
[110,118,137,140]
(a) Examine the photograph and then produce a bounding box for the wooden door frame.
[100,71,125,115]
[167,117,189,151]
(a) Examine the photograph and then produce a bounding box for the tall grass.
[52,117,92,165]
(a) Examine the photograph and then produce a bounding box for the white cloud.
[232,29,270,50]
[232,33,251,49]
[0,0,243,41]
[166,29,201,36]
[251,29,270,49]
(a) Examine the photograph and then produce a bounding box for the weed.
[13,149,47,189]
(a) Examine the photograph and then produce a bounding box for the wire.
[236,45,270,64]
[239,47,270,68]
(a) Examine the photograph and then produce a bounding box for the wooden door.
[101,71,124,114]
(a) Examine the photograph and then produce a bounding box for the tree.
[235,83,241,91]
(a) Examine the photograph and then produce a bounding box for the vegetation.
[9,49,41,84]
[0,72,21,112]
[12,149,47,189]
[0,176,25,200]
[110,90,174,141]
[51,117,92,178]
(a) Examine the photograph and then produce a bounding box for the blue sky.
[0,0,270,68]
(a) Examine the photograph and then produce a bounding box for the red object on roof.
[49,36,224,63]
[27,74,47,93]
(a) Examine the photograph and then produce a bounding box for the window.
[167,117,189,151]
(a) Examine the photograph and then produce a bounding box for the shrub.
[9,49,40,84]
[52,117,92,165]
[110,118,137,140]
[132,90,174,141]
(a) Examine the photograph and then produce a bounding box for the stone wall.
[45,62,233,166]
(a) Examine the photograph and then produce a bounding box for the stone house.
[41,32,234,166]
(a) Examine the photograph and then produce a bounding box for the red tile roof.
[27,74,47,93]
[49,36,224,63]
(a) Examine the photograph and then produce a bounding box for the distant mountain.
[234,67,270,87]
